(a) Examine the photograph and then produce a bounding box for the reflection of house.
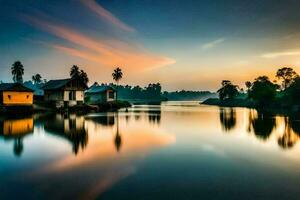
[0,117,34,157]
[44,114,88,154]
[42,78,87,108]
[86,114,115,127]
[0,83,33,106]
[85,85,116,104]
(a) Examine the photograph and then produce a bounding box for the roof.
[0,83,33,92]
[41,78,71,90]
[85,85,116,94]
[23,81,44,96]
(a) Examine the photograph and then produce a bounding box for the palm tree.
[70,65,80,78]
[32,73,42,84]
[112,67,123,101]
[79,70,89,85]
[11,61,24,83]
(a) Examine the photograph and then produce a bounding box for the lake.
[1,101,300,200]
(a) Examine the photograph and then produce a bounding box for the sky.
[1,0,300,91]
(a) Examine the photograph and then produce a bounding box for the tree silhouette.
[32,73,42,84]
[70,65,80,78]
[112,67,123,101]
[245,81,252,93]
[217,80,239,100]
[248,76,278,107]
[70,65,89,85]
[11,61,24,83]
[276,67,298,90]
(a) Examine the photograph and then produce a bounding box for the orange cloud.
[80,0,135,32]
[24,16,175,71]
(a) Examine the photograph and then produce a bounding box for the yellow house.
[0,83,33,106]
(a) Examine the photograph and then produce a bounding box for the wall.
[45,91,64,101]
[63,90,84,102]
[2,91,33,105]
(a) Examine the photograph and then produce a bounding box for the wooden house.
[85,85,116,104]
[42,78,88,108]
[0,83,33,106]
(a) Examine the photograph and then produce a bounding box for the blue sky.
[1,0,300,90]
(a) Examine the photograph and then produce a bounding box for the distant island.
[107,83,217,103]
[202,67,300,112]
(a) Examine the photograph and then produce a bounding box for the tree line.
[217,67,300,108]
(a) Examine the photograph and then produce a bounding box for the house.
[0,83,33,106]
[85,84,116,104]
[42,78,88,108]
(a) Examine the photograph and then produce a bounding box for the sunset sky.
[1,0,300,90]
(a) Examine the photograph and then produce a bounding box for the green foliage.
[217,80,239,100]
[11,61,24,83]
[248,76,278,107]
[285,77,300,105]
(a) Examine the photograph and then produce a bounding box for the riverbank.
[0,100,132,115]
[201,98,255,108]
[202,98,300,115]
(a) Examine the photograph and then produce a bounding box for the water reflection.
[248,110,276,141]
[148,109,161,125]
[43,114,88,155]
[219,108,236,132]
[3,103,300,199]
[0,116,33,157]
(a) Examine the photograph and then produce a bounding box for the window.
[108,91,114,99]
[69,91,76,100]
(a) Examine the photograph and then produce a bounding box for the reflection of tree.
[43,114,88,155]
[13,138,24,157]
[148,109,161,125]
[219,108,236,132]
[248,111,276,141]
[88,115,115,126]
[114,112,122,152]
[278,116,300,149]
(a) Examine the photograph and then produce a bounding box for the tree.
[11,61,24,83]
[70,65,89,85]
[276,67,298,90]
[248,76,278,107]
[285,77,300,105]
[70,65,80,78]
[32,73,42,84]
[245,81,252,92]
[217,80,239,100]
[79,70,89,85]
[112,67,123,101]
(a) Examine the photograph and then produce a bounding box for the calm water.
[1,102,300,199]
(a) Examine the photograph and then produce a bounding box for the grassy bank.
[202,98,256,108]
[96,100,131,111]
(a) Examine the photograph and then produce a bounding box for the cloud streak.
[24,15,175,71]
[261,50,300,58]
[202,38,225,50]
[80,0,135,32]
